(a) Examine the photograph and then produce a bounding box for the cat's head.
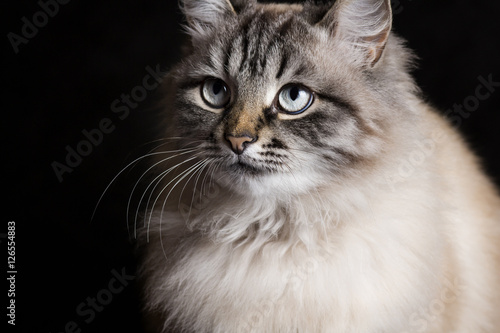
[164,0,417,197]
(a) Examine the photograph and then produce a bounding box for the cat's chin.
[227,160,264,176]
[216,166,325,198]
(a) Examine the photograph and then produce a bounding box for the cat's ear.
[318,0,392,67]
[181,0,238,38]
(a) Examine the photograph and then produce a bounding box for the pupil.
[213,81,223,95]
[289,86,299,101]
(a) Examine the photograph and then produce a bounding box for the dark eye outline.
[200,78,231,109]
[275,84,314,115]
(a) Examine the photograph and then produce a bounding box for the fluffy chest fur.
[145,191,449,332]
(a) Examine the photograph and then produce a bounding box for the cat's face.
[166,0,406,197]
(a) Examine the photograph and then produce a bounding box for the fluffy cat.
[137,0,500,332]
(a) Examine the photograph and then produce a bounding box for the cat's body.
[138,1,500,332]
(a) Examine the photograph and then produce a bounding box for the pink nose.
[225,135,256,155]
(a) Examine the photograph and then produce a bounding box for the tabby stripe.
[277,16,294,38]
[248,23,265,75]
[259,36,275,73]
[275,18,296,79]
[261,17,293,74]
[318,92,377,135]
[316,93,357,114]
[238,17,255,73]
[223,38,234,74]
[292,64,308,78]
[239,35,249,73]
[276,51,289,79]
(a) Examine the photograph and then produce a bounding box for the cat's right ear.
[181,0,238,40]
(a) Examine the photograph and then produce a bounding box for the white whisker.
[146,159,206,242]
[182,159,212,222]
[91,148,197,222]
[128,148,202,238]
[139,154,202,239]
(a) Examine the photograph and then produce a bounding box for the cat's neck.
[178,172,375,248]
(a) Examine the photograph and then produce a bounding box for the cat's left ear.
[181,0,239,39]
[318,0,392,67]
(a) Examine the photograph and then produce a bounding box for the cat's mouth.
[228,159,265,175]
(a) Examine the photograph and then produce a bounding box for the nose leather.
[225,135,255,155]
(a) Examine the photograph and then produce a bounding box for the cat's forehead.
[254,3,304,14]
[227,2,320,41]
[222,12,319,75]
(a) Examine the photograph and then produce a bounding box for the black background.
[3,0,500,332]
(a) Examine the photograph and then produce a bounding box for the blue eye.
[201,78,231,108]
[277,84,313,114]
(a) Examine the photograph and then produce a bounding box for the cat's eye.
[201,78,231,109]
[277,84,314,115]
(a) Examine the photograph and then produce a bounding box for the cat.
[136,0,500,332]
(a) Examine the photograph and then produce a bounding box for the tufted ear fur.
[181,0,244,40]
[318,0,392,67]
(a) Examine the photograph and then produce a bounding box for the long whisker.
[145,158,205,240]
[91,149,197,221]
[119,137,191,176]
[144,159,205,243]
[126,148,202,238]
[139,154,202,239]
[200,158,216,199]
[144,138,205,156]
[204,157,224,197]
[182,159,212,222]
[157,159,208,258]
[157,159,207,222]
